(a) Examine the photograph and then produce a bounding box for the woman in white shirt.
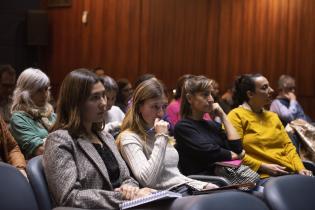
[101,76,125,137]
[117,78,218,191]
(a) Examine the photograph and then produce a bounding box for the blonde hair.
[11,68,50,112]
[117,78,165,144]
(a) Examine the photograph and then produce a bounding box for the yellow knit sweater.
[228,107,305,178]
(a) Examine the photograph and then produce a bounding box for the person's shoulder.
[174,118,199,132]
[47,129,73,144]
[11,111,30,119]
[229,107,244,114]
[167,99,180,109]
[111,105,124,113]
[175,118,192,127]
[10,111,33,125]
[119,130,142,144]
[264,110,280,119]
[108,106,125,118]
[228,107,249,117]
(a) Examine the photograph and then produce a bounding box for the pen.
[146,115,168,133]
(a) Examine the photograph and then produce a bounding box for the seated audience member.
[210,80,234,114]
[0,64,16,123]
[270,74,311,126]
[93,67,106,77]
[116,78,133,113]
[117,78,218,191]
[167,74,212,127]
[127,74,156,111]
[219,88,234,114]
[101,76,125,136]
[174,76,244,176]
[167,74,192,127]
[0,114,26,176]
[134,73,156,88]
[44,69,154,209]
[10,68,56,159]
[227,74,312,179]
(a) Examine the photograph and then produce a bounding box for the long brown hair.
[118,78,165,142]
[53,69,104,138]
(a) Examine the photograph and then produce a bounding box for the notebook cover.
[120,190,182,210]
[215,159,242,168]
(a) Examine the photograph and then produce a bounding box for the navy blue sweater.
[174,118,242,175]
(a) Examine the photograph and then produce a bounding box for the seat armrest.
[187,175,231,186]
[303,160,315,174]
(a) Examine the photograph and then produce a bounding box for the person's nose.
[44,89,49,99]
[157,107,165,118]
[268,86,274,94]
[100,96,107,109]
[208,94,214,103]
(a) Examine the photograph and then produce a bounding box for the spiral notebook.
[119,190,182,209]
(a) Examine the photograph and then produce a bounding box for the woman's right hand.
[154,118,169,135]
[134,187,157,199]
[211,103,226,119]
[204,183,219,190]
[260,163,290,176]
[230,151,239,160]
[115,185,139,200]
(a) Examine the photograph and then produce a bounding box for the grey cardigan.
[43,129,138,209]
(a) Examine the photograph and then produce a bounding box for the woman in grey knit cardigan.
[43,69,154,209]
[117,78,218,191]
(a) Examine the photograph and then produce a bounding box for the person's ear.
[246,90,254,99]
[186,93,193,104]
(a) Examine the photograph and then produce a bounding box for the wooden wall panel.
[43,0,315,118]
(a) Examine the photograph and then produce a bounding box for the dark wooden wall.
[43,0,315,118]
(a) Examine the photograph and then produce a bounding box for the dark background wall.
[0,0,47,74]
[2,0,315,118]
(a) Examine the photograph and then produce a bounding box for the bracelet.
[155,133,176,145]
[155,133,169,139]
[237,150,246,159]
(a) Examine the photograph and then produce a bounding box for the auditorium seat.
[171,191,269,210]
[26,155,54,210]
[0,162,39,210]
[264,175,315,210]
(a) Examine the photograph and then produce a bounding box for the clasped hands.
[260,163,313,177]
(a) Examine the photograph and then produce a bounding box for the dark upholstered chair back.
[27,155,54,210]
[172,191,269,210]
[264,175,315,210]
[0,162,39,210]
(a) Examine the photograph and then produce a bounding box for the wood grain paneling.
[43,0,315,118]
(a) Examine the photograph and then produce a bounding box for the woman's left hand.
[204,183,219,190]
[299,169,313,176]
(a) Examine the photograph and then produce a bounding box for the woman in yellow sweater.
[227,74,312,179]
